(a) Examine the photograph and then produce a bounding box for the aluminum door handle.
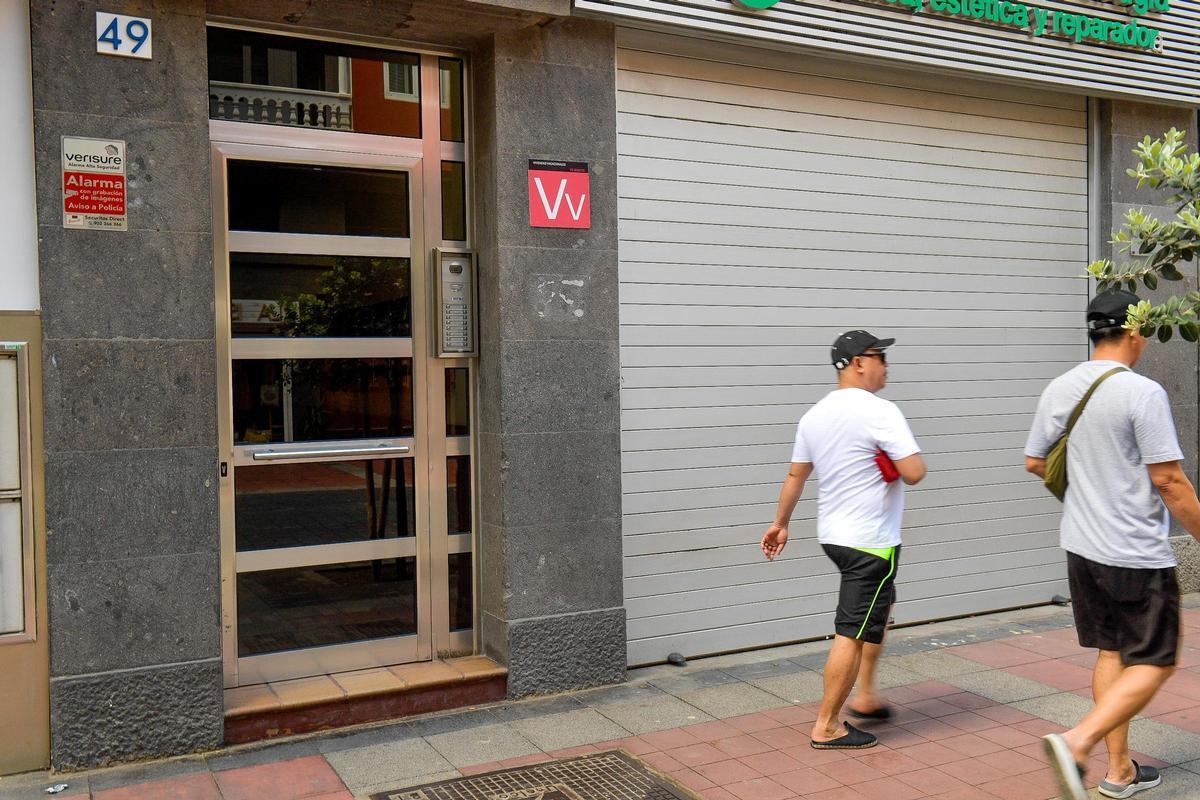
[250,444,412,461]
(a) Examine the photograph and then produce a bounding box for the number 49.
[98,15,150,56]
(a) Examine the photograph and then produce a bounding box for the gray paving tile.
[577,682,669,707]
[326,738,454,790]
[887,651,994,680]
[1010,692,1094,728]
[946,669,1060,704]
[0,772,81,800]
[1127,718,1200,765]
[1178,758,1200,774]
[647,668,739,694]
[425,722,541,768]
[880,638,938,656]
[720,659,809,681]
[317,721,416,754]
[490,695,587,723]
[509,708,631,750]
[873,663,925,689]
[788,652,830,672]
[407,708,504,738]
[207,738,321,771]
[751,670,826,704]
[87,755,209,791]
[593,694,714,734]
[675,682,787,719]
[1022,617,1076,633]
[354,770,461,799]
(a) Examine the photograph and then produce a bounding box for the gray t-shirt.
[1025,360,1184,569]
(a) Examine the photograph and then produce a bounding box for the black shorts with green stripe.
[821,543,900,645]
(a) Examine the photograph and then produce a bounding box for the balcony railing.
[209,81,353,131]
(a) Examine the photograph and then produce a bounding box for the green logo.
[734,0,782,8]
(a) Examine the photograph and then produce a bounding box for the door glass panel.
[236,458,416,551]
[227,161,410,237]
[233,358,413,444]
[448,553,472,632]
[237,557,418,656]
[441,162,466,242]
[439,58,464,143]
[447,456,471,535]
[230,254,412,338]
[0,357,19,490]
[445,368,469,436]
[0,501,24,635]
[207,28,422,138]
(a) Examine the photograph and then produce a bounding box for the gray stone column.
[1096,100,1200,590]
[29,1,221,768]
[472,18,626,697]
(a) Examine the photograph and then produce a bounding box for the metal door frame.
[212,46,475,685]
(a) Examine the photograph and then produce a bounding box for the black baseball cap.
[1087,289,1140,331]
[832,330,895,370]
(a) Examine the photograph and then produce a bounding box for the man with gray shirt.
[1025,289,1200,800]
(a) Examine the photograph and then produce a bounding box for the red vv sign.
[528,160,590,229]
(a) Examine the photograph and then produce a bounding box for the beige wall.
[0,0,39,311]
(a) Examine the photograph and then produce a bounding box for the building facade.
[0,0,1197,775]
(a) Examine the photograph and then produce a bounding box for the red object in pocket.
[875,448,900,483]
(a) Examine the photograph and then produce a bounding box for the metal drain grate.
[369,751,697,800]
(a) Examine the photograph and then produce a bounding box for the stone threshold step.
[223,656,506,745]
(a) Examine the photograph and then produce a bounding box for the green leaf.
[1182,322,1200,342]
[1161,265,1185,281]
[1127,278,1138,292]
[1144,273,1159,290]
[1158,324,1174,342]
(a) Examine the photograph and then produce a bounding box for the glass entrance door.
[214,143,441,685]
[209,38,475,689]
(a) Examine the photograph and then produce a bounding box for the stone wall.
[1096,100,1200,591]
[29,0,221,769]
[471,18,627,697]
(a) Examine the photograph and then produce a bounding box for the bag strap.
[1064,366,1128,436]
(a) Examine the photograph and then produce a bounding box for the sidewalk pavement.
[4,599,1200,800]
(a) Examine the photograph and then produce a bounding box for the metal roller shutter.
[617,29,1089,666]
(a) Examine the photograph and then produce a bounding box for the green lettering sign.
[730,0,1167,50]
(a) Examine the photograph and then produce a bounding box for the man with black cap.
[761,330,926,749]
[1026,289,1200,800]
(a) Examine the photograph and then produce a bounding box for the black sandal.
[848,704,892,720]
[810,723,878,750]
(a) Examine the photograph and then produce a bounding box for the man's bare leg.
[848,640,886,714]
[1091,651,1136,785]
[1060,663,1174,768]
[812,634,864,742]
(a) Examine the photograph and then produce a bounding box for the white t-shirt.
[1025,360,1183,569]
[791,388,921,548]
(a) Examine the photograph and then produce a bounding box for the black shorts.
[821,544,900,645]
[1067,551,1180,667]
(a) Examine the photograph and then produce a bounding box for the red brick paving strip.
[213,756,346,800]
[91,773,222,800]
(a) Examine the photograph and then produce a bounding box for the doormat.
[368,750,697,800]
